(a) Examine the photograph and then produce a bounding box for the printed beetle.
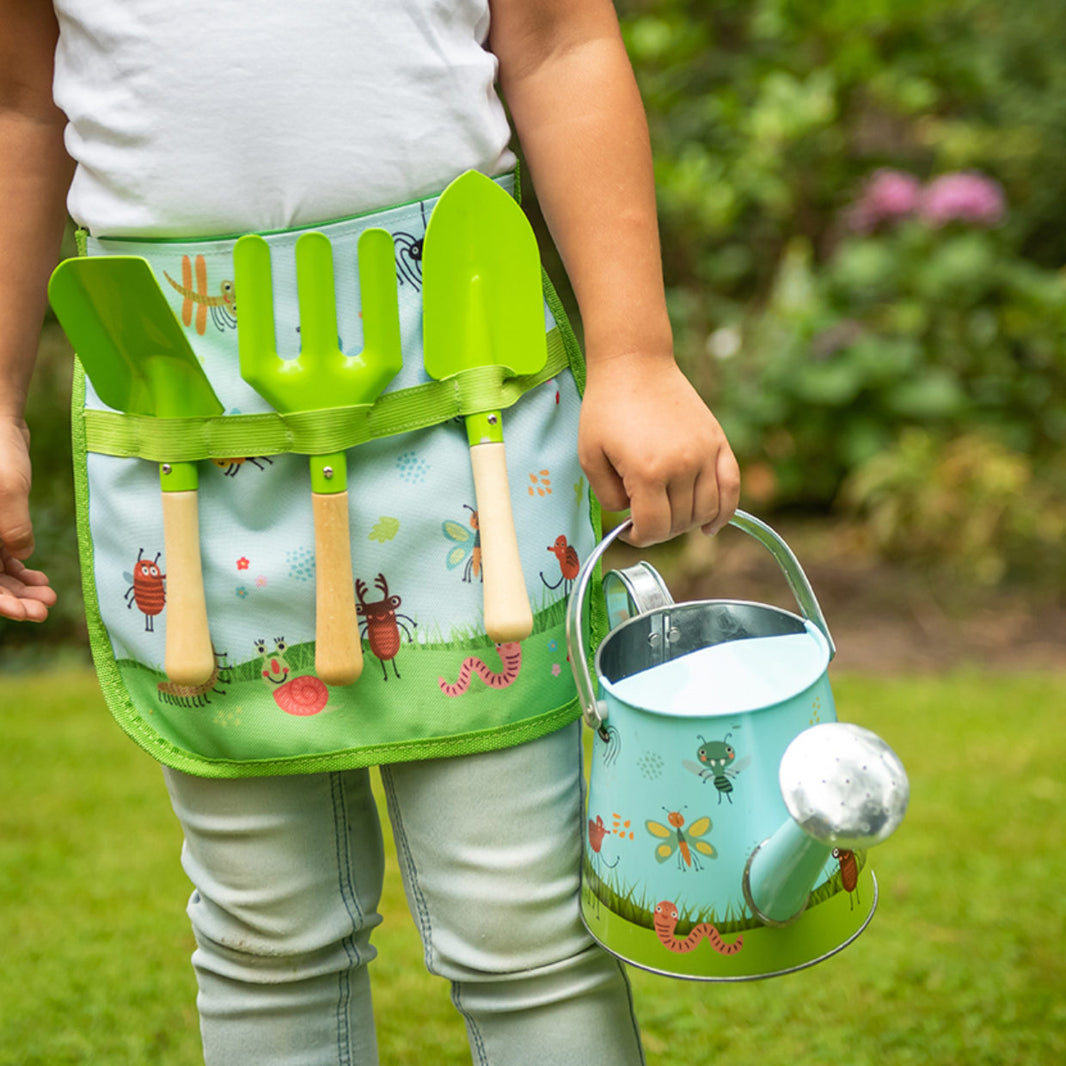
[355,573,416,680]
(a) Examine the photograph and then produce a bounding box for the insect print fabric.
[124,548,165,631]
[72,176,597,778]
[164,254,237,334]
[442,505,481,583]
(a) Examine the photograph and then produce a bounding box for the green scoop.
[48,256,224,688]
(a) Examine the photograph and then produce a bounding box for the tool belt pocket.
[68,176,597,777]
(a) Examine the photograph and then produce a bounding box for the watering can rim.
[595,605,833,721]
[566,510,835,733]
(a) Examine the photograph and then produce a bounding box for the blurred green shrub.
[841,428,1066,586]
[617,0,1066,580]
[718,211,1066,508]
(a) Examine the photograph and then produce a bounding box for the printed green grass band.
[81,329,569,462]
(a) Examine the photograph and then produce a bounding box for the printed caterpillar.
[439,642,522,697]
[653,900,744,956]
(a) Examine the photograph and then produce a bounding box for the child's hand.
[0,544,55,622]
[0,418,56,622]
[578,354,740,546]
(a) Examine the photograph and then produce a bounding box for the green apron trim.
[81,329,569,461]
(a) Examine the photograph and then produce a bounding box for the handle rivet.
[322,466,334,480]
[161,464,172,476]
[487,414,498,425]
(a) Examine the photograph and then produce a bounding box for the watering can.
[566,511,909,981]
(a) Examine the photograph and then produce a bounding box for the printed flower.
[236,557,250,571]
[918,172,1005,228]
[552,663,562,677]
[255,575,268,588]
[847,169,921,232]
[236,586,248,599]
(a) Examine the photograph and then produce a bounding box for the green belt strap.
[82,328,570,462]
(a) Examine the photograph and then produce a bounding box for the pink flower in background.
[919,172,1005,228]
[848,169,922,232]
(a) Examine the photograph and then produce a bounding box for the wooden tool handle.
[470,441,533,642]
[312,490,363,685]
[161,490,216,687]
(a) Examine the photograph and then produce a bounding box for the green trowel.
[422,171,548,643]
[48,256,224,687]
[233,228,402,685]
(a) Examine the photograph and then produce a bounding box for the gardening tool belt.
[73,175,598,777]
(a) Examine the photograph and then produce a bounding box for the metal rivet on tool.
[322,466,334,479]
[161,464,172,475]
[487,414,498,425]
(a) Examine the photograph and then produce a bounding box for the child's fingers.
[0,547,57,622]
[0,584,55,622]
[626,482,673,546]
[581,448,629,515]
[15,564,53,588]
[702,448,742,536]
[690,468,723,534]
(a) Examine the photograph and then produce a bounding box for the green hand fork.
[233,229,402,685]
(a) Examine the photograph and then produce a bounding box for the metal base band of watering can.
[566,511,909,981]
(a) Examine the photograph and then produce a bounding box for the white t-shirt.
[52,0,516,237]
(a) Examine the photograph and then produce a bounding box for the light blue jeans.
[163,722,645,1065]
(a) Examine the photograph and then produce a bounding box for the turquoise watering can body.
[567,512,907,981]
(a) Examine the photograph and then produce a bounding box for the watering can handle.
[566,510,836,732]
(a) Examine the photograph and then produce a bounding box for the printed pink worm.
[439,642,522,697]
[653,901,744,955]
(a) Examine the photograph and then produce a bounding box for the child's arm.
[0,0,73,620]
[489,0,740,546]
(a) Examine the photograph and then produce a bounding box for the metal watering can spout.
[743,722,909,926]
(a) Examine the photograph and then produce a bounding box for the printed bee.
[211,455,274,478]
[684,732,752,803]
[124,548,166,631]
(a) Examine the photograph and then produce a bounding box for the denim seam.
[383,767,490,1064]
[450,981,488,1066]
[330,771,365,1066]
[379,767,435,971]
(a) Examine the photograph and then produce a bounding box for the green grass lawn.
[2,667,1064,1065]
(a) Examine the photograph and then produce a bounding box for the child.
[0,1,740,1063]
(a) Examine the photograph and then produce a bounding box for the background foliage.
[616,0,1066,583]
